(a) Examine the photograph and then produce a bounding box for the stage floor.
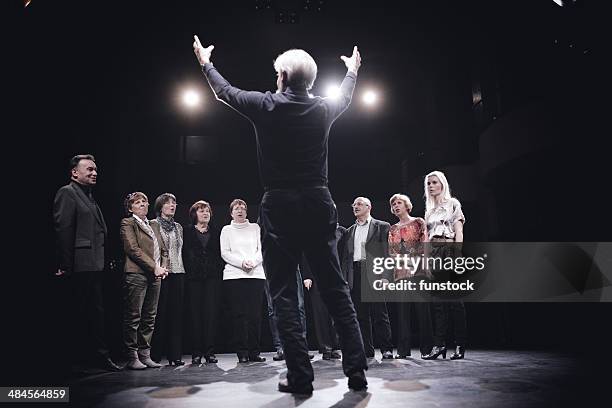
[66,349,594,407]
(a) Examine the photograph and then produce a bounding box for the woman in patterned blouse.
[150,193,187,366]
[388,193,433,359]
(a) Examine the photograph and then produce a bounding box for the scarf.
[157,216,176,233]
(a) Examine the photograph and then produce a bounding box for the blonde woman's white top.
[425,198,465,240]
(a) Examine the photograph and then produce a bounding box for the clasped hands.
[242,260,256,272]
[154,265,169,280]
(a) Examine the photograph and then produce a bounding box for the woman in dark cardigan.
[183,200,223,364]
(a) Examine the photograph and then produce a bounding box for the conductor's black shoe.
[323,350,341,360]
[273,350,285,361]
[348,370,368,391]
[205,355,218,364]
[278,379,313,395]
[192,356,202,365]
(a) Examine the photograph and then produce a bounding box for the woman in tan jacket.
[120,192,168,370]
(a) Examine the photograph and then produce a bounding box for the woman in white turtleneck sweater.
[220,199,266,363]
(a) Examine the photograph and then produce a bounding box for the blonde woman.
[422,171,467,360]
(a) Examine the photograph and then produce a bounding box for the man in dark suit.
[193,37,367,394]
[342,197,394,360]
[53,154,121,371]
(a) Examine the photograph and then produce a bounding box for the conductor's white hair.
[273,49,318,90]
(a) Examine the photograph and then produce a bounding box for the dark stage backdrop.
[6,0,611,385]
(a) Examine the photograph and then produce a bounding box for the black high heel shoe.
[422,346,447,360]
[169,359,185,366]
[191,356,202,365]
[450,346,465,360]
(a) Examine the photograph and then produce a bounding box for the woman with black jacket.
[183,200,223,364]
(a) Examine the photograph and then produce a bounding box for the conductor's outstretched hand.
[340,46,361,75]
[193,35,214,65]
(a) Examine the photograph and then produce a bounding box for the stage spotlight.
[362,90,378,106]
[182,90,201,108]
[325,84,341,99]
[552,0,578,6]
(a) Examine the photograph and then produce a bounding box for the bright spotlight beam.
[182,90,201,108]
[362,90,378,106]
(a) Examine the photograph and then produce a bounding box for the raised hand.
[303,279,313,290]
[340,46,361,75]
[193,35,215,65]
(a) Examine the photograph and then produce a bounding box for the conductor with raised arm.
[193,37,367,394]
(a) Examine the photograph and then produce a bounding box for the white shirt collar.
[356,215,372,226]
[133,214,149,225]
